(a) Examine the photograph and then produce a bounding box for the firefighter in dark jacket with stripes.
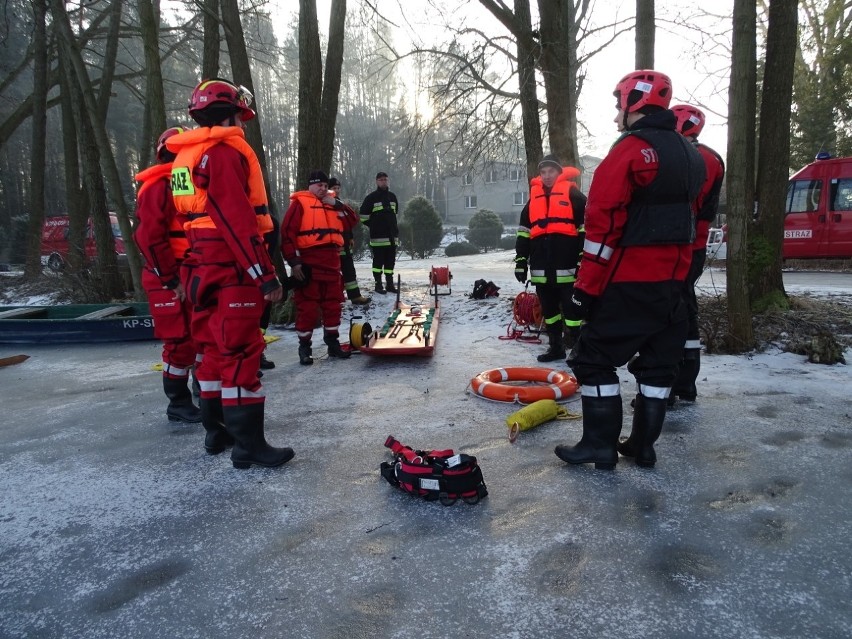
[360,171,399,294]
[514,155,587,362]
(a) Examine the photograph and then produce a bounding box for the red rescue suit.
[167,126,279,407]
[281,191,358,341]
[134,162,197,378]
[569,110,705,391]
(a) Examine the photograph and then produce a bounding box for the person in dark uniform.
[555,69,706,470]
[669,104,726,405]
[329,177,370,305]
[359,172,399,294]
[514,155,586,361]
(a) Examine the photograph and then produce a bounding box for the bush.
[445,241,479,257]
[396,195,443,259]
[467,209,504,252]
[499,235,516,250]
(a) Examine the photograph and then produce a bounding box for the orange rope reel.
[500,289,543,342]
[429,265,452,295]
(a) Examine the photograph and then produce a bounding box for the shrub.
[467,209,504,252]
[445,241,479,257]
[499,235,516,250]
[396,195,443,259]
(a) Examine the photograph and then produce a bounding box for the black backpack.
[471,279,500,299]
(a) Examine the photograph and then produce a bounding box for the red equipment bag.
[380,436,488,506]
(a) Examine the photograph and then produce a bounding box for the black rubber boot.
[200,397,234,455]
[537,328,566,362]
[374,276,386,294]
[385,275,398,294]
[298,340,313,365]
[617,393,667,467]
[324,333,351,359]
[554,394,622,470]
[224,403,295,469]
[671,351,699,401]
[259,351,275,370]
[163,376,202,423]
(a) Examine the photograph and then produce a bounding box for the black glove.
[514,259,528,283]
[564,287,596,323]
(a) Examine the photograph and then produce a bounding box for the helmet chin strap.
[622,108,630,131]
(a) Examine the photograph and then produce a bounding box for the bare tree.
[297,0,348,182]
[635,0,655,68]
[50,0,144,297]
[138,0,167,169]
[202,0,221,79]
[24,0,48,278]
[750,0,798,307]
[725,0,757,350]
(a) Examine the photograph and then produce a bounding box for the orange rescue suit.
[136,163,190,260]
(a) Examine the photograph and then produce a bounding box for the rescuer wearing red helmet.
[514,154,587,362]
[281,170,360,365]
[166,78,293,469]
[133,126,202,425]
[556,70,706,470]
[668,104,725,405]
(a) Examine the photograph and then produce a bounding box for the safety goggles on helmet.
[671,104,706,137]
[613,70,672,113]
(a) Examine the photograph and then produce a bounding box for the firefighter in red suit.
[167,78,293,469]
[281,170,359,365]
[133,126,201,424]
[555,70,705,470]
[669,104,725,404]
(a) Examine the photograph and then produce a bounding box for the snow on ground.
[1,250,851,638]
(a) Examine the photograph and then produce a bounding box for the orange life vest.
[528,167,581,239]
[290,191,344,249]
[135,162,190,260]
[167,126,273,235]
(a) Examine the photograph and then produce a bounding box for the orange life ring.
[470,367,578,404]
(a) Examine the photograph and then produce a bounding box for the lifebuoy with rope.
[469,367,578,404]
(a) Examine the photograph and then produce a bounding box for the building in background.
[442,156,601,224]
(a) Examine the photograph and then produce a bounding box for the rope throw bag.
[380,436,488,506]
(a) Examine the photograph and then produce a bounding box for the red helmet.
[613,70,672,113]
[671,104,705,137]
[155,126,186,160]
[188,79,255,121]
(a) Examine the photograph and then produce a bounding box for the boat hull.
[0,303,156,344]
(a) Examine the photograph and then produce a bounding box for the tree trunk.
[25,0,48,278]
[297,0,324,184]
[635,0,655,68]
[725,0,757,350]
[50,0,143,298]
[138,0,166,168]
[57,52,86,273]
[318,0,347,172]
[96,0,122,121]
[514,0,543,179]
[537,0,580,167]
[750,0,798,308]
[202,0,220,80]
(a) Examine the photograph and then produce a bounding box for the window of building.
[465,195,478,209]
[485,168,497,183]
[509,168,521,182]
[462,173,473,186]
[513,192,527,206]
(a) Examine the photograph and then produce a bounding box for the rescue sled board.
[359,302,440,357]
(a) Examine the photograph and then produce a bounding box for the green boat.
[0,303,155,344]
